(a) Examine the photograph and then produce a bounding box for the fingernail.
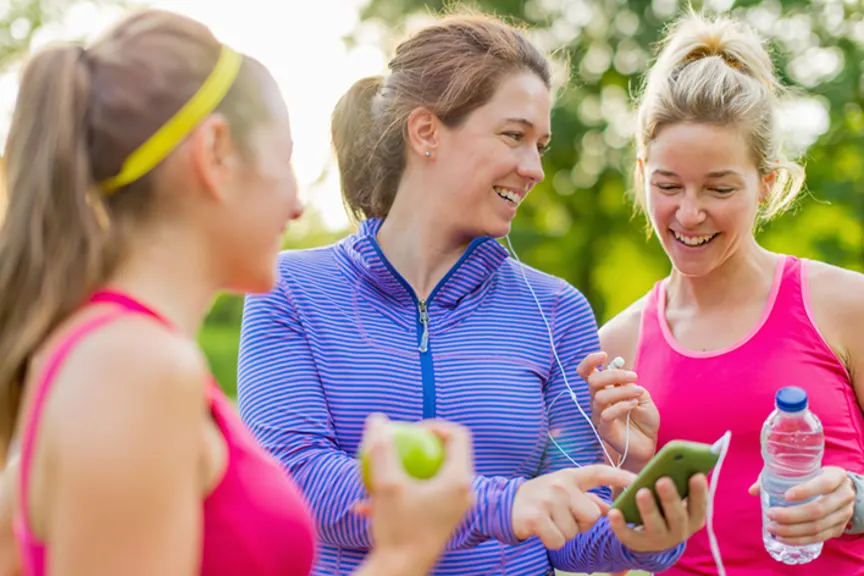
[766,510,776,520]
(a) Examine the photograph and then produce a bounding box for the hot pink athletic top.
[635,255,864,574]
[14,289,317,576]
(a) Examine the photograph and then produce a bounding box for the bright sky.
[0,0,387,231]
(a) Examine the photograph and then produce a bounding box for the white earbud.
[504,233,729,576]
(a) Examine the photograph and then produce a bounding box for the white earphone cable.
[504,234,726,575]
[503,235,629,470]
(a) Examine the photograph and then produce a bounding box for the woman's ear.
[760,170,777,206]
[188,113,238,201]
[405,107,440,161]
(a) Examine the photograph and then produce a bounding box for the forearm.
[354,549,436,576]
[287,445,527,551]
[446,475,525,550]
[282,448,373,549]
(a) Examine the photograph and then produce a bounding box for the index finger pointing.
[571,464,637,491]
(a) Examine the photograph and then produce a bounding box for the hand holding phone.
[607,440,717,552]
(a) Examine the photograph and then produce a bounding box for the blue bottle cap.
[776,386,808,412]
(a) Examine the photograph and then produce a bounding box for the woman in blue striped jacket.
[237,12,707,576]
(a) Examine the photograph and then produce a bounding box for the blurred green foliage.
[0,0,125,69]
[202,0,864,395]
[2,2,855,573]
[353,0,864,322]
[6,0,856,402]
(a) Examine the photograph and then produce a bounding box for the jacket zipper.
[417,299,435,418]
[367,235,487,421]
[418,300,430,353]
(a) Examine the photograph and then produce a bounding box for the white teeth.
[494,186,521,206]
[673,231,716,246]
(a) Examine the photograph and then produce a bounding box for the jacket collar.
[338,218,510,309]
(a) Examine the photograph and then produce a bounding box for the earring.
[425,151,431,158]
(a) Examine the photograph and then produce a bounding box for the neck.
[105,225,220,337]
[666,237,777,311]
[376,180,471,300]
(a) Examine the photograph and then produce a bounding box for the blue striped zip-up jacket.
[237,218,684,575]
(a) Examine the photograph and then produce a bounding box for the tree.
[353,0,864,322]
[1,0,124,71]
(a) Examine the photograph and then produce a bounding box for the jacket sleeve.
[540,283,686,574]
[236,278,527,550]
[846,471,864,535]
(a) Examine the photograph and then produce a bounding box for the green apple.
[360,421,445,492]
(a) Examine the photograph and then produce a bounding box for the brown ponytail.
[0,44,106,452]
[331,13,551,223]
[0,8,275,456]
[331,76,385,223]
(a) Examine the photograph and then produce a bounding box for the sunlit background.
[1,1,862,574]
[0,0,393,231]
[1,0,854,232]
[2,0,862,383]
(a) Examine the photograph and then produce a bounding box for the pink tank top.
[635,255,864,574]
[14,289,316,576]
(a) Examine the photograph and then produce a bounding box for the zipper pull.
[418,300,429,353]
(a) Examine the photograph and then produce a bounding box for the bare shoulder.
[53,315,208,406]
[44,314,211,465]
[29,315,213,573]
[805,259,864,325]
[805,259,864,367]
[598,295,648,371]
[806,259,864,304]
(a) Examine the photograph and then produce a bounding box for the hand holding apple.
[361,420,445,491]
[354,414,474,575]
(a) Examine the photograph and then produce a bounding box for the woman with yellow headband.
[0,8,474,576]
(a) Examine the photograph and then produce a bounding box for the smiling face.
[434,71,552,239]
[643,122,772,277]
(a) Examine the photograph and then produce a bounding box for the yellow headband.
[100,45,243,194]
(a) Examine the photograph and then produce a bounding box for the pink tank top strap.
[633,280,664,371]
[15,288,318,576]
[770,254,803,313]
[634,254,864,574]
[89,289,174,328]
[17,309,126,533]
[753,255,846,367]
[17,289,173,536]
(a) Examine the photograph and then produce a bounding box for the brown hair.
[0,8,274,451]
[633,11,804,224]
[331,12,551,222]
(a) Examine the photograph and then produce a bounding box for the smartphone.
[610,439,720,525]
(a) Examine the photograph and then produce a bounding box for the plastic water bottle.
[760,386,824,564]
